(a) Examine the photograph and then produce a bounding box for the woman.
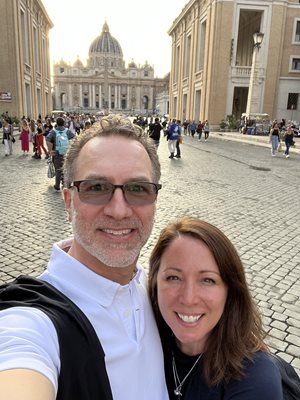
[149,217,282,399]
[35,119,49,159]
[20,120,30,155]
[284,123,294,158]
[2,119,14,156]
[270,122,281,156]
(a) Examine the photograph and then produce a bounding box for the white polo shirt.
[0,239,169,400]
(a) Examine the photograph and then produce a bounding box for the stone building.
[0,0,53,119]
[168,0,300,128]
[52,22,168,116]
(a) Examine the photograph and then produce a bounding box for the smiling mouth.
[101,228,133,236]
[177,313,203,323]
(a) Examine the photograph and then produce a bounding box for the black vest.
[0,275,113,400]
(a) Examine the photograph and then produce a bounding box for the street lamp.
[246,32,264,116]
[253,32,264,49]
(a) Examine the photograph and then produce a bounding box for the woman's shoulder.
[224,351,282,400]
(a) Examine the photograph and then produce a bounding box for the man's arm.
[0,369,55,400]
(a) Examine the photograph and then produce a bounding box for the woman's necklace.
[172,351,202,397]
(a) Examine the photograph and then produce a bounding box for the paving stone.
[0,132,299,370]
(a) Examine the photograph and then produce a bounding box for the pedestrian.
[148,217,283,400]
[149,117,163,149]
[46,117,75,191]
[175,120,182,158]
[196,121,203,141]
[269,122,281,156]
[2,118,15,156]
[29,119,38,157]
[20,119,30,155]
[204,120,210,141]
[43,117,54,138]
[35,120,50,159]
[0,114,168,400]
[182,120,189,135]
[189,120,197,138]
[167,118,180,159]
[283,122,294,158]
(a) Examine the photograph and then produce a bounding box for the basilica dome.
[89,21,123,57]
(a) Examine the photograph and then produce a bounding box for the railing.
[231,66,265,81]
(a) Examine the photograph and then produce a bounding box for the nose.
[179,281,199,306]
[103,187,133,220]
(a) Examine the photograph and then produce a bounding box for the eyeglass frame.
[69,179,162,206]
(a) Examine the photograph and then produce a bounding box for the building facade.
[52,22,168,116]
[0,0,53,119]
[168,0,300,127]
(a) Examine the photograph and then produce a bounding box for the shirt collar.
[46,239,144,308]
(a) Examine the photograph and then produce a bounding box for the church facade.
[52,22,169,116]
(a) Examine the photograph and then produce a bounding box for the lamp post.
[246,32,264,116]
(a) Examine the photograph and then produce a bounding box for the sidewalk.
[208,130,300,155]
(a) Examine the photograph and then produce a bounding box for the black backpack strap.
[269,353,300,400]
[0,275,113,400]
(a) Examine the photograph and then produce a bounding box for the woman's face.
[156,235,228,355]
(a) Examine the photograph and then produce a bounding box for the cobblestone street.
[1,132,299,373]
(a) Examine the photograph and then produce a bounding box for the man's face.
[64,136,156,273]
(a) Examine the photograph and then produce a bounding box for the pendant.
[174,388,182,396]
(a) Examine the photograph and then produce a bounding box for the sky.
[41,0,188,78]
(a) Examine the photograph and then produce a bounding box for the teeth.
[177,313,202,323]
[103,229,132,235]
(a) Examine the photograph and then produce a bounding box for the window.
[291,58,300,71]
[287,93,299,110]
[33,26,40,71]
[60,67,65,73]
[144,70,148,77]
[20,9,29,64]
[293,19,300,43]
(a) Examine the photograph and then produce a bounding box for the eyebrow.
[162,267,221,275]
[79,176,152,182]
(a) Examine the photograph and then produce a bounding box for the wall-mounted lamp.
[253,32,264,49]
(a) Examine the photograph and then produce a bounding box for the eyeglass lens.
[74,180,160,206]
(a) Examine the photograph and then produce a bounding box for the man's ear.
[63,188,72,222]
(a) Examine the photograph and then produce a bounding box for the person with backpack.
[0,114,168,400]
[46,117,75,191]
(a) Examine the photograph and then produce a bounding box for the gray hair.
[63,114,161,187]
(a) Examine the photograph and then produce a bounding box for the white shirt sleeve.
[0,306,60,393]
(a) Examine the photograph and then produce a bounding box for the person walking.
[270,122,281,156]
[46,117,75,191]
[2,119,14,156]
[284,122,294,158]
[175,120,183,158]
[149,117,163,149]
[20,120,30,155]
[203,120,210,141]
[189,120,197,138]
[167,118,180,159]
[0,114,168,400]
[149,217,283,400]
[35,120,49,159]
[196,121,203,141]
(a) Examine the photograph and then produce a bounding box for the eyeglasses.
[70,180,162,206]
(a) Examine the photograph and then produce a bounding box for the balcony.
[231,66,265,84]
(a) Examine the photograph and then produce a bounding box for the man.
[46,117,75,191]
[0,115,168,400]
[166,118,180,159]
[148,117,163,149]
